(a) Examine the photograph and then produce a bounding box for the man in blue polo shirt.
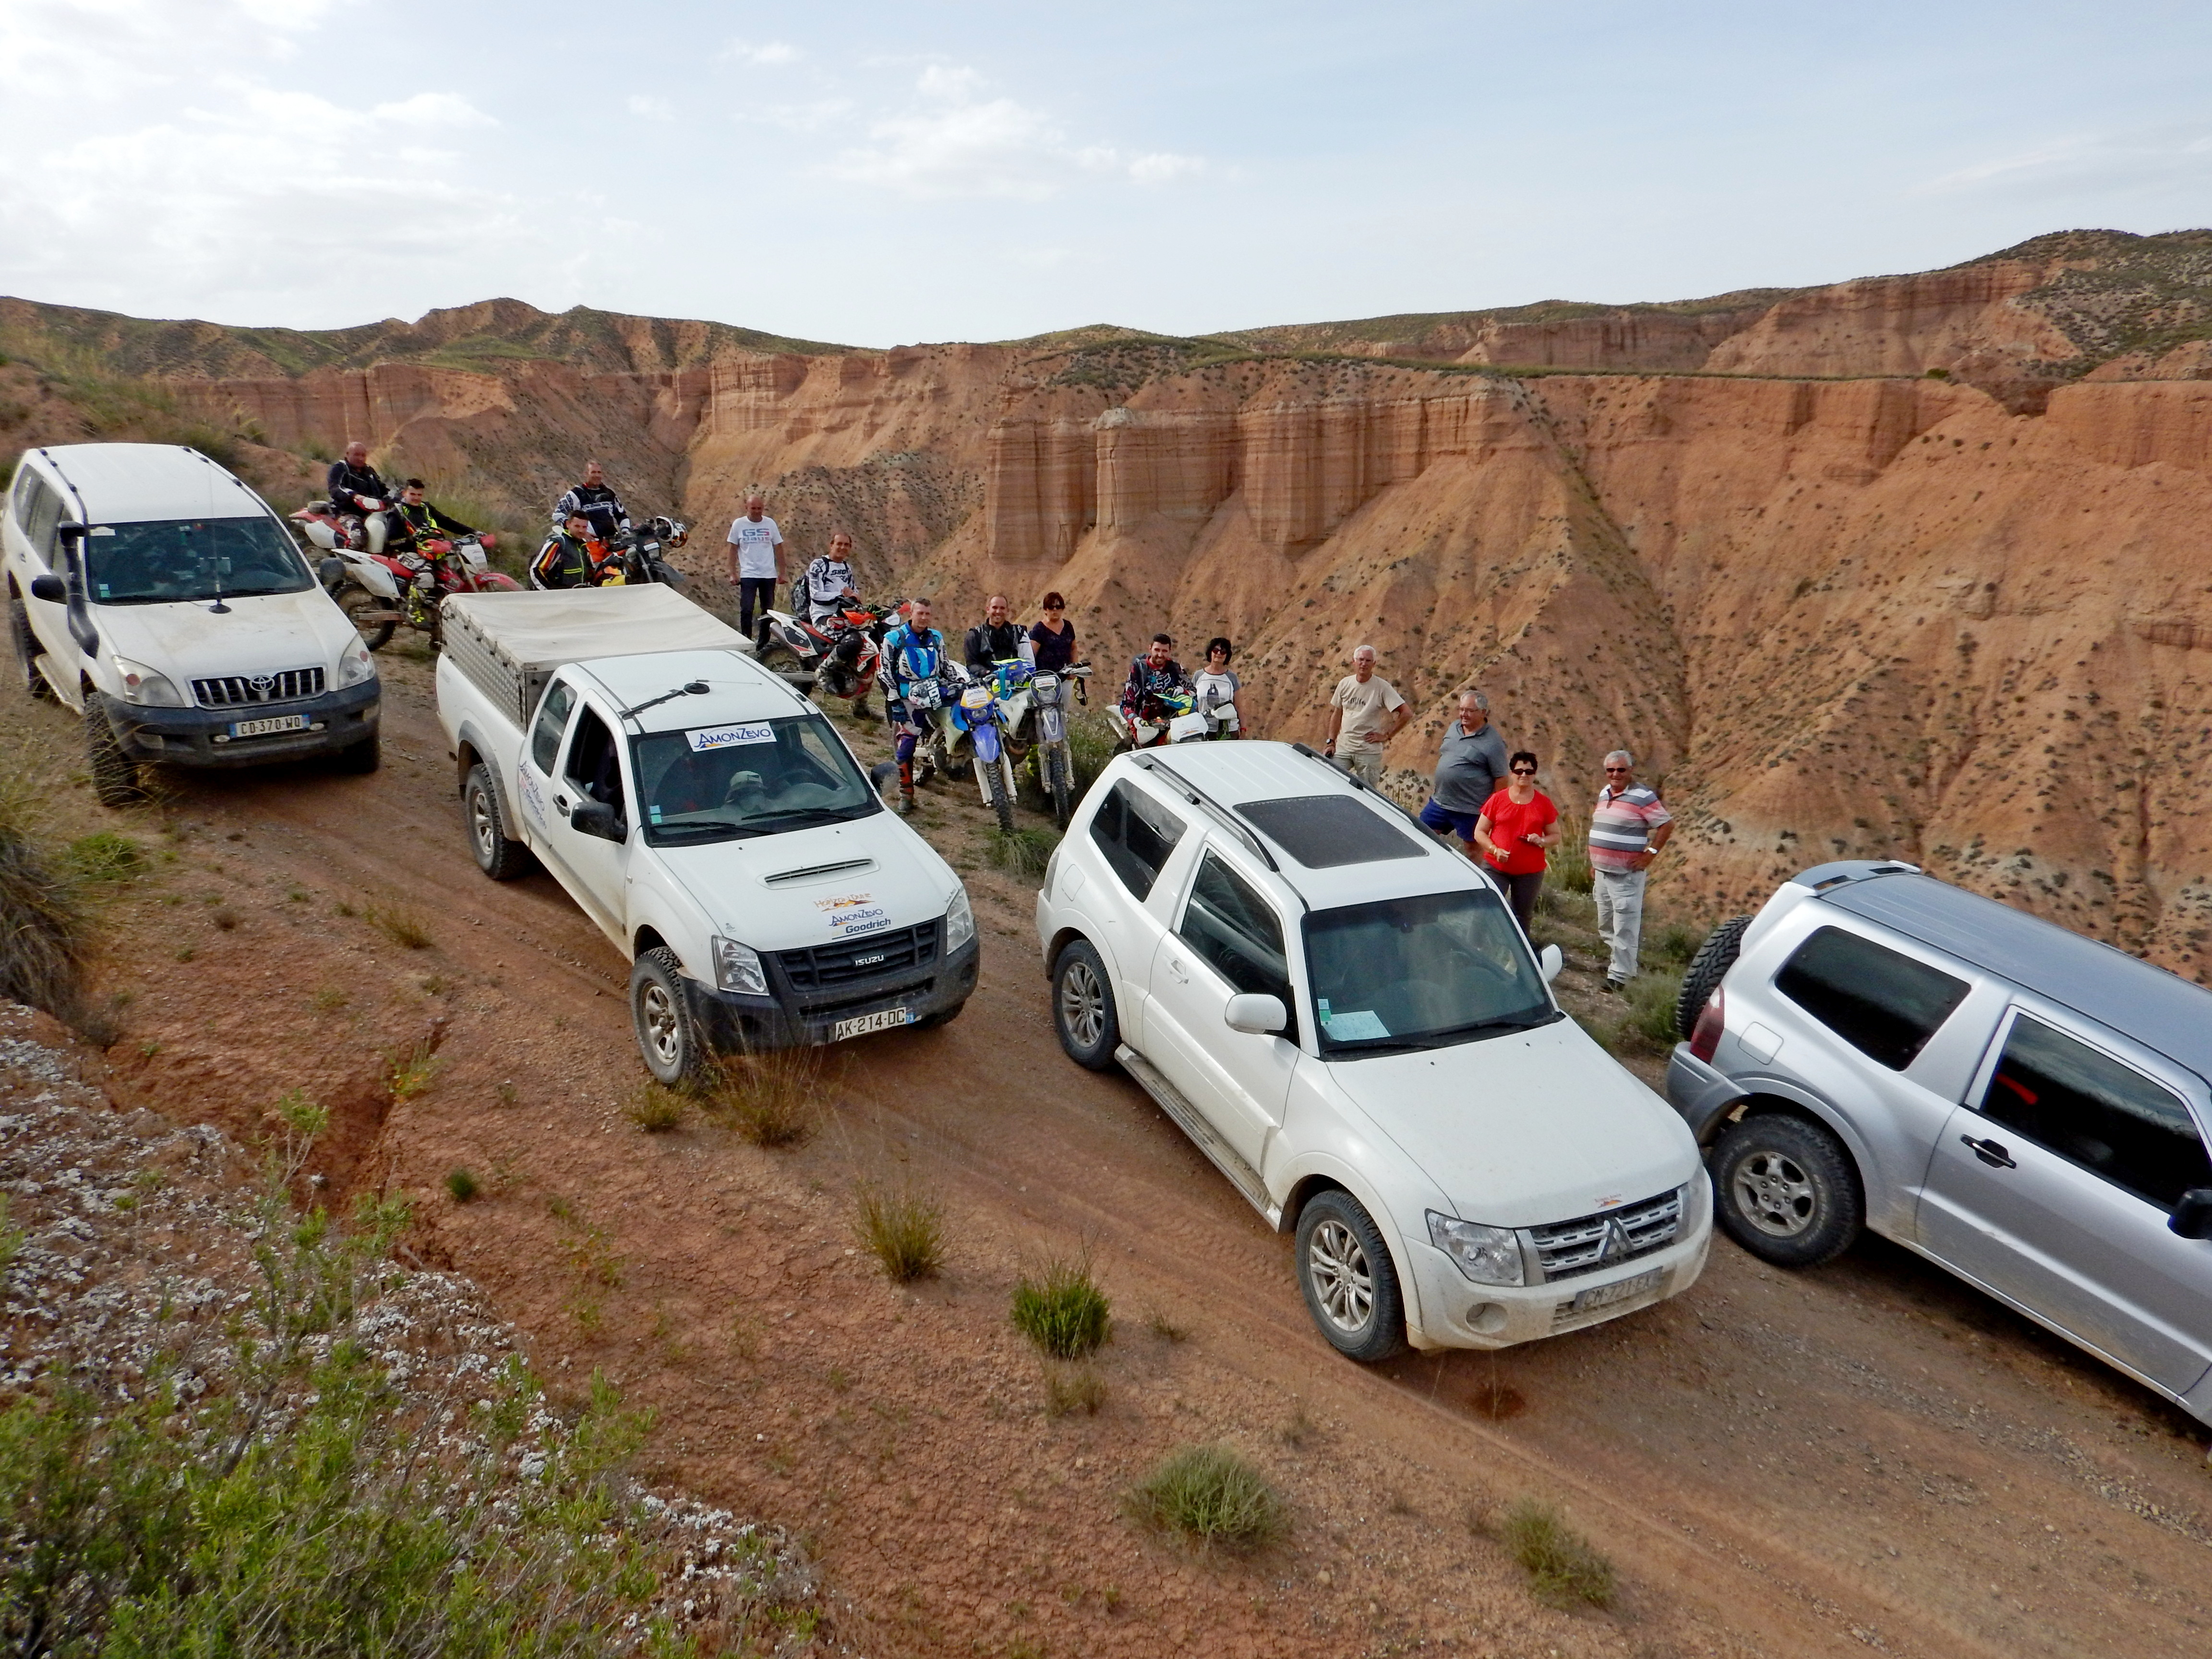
[1419,688,1509,857]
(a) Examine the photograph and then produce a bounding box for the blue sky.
[3,0,2209,344]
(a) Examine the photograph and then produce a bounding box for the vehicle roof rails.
[1130,752,1280,873]
[1288,742,1442,844]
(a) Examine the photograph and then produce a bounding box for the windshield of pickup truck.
[1305,888,1556,1056]
[85,517,313,604]
[633,713,880,845]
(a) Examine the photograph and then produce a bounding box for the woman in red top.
[1475,750,1560,935]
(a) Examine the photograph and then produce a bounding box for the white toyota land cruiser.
[1035,741,1711,1360]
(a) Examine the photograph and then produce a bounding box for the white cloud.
[823,65,1205,201]
[627,94,677,122]
[723,37,800,67]
[1917,127,2212,200]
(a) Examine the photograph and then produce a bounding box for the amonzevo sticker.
[817,892,891,937]
[687,722,775,752]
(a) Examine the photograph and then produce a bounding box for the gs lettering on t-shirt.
[727,515,783,578]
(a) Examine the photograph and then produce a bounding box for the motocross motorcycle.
[296,504,516,650]
[938,665,1020,835]
[993,658,1092,829]
[1105,683,1198,752]
[593,517,690,588]
[756,601,899,717]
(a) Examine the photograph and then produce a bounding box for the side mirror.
[1539,943,1564,984]
[569,800,626,843]
[29,574,65,603]
[2169,1189,2212,1240]
[1225,992,1288,1036]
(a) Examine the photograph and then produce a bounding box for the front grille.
[1526,1187,1683,1283]
[778,920,938,992]
[193,666,325,708]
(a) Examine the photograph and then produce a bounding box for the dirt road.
[12,655,2211,1658]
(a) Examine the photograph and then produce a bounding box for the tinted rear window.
[1090,781,1185,900]
[1775,926,1969,1070]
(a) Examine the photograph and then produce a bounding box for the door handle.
[1961,1134,2016,1170]
[553,793,572,813]
[1167,958,1190,985]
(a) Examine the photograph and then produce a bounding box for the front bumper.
[1666,1044,1750,1142]
[1403,1186,1714,1351]
[688,934,980,1051]
[105,680,380,767]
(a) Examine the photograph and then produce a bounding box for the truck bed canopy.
[442,587,751,727]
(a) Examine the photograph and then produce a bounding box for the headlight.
[711,935,768,996]
[335,639,378,689]
[1427,1212,1524,1286]
[112,657,187,707]
[944,885,975,952]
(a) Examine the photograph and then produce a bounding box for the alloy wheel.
[640,982,682,1068]
[1733,1149,1816,1237]
[1059,960,1106,1050]
[1308,1219,1375,1334]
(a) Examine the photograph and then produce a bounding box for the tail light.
[1689,986,1725,1063]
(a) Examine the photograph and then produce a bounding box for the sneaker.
[1604,977,1628,994]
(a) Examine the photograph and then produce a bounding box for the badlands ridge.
[3,228,2211,974]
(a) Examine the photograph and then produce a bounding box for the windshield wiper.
[737,805,871,830]
[649,819,767,840]
[1409,1009,1562,1047]
[1320,1040,1432,1058]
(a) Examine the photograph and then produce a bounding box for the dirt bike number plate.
[228,714,309,738]
[831,1007,912,1041]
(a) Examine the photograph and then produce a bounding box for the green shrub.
[854,1183,945,1282]
[1062,710,1122,809]
[1011,1255,1111,1359]
[986,827,1060,879]
[445,1167,480,1203]
[63,830,144,888]
[1650,918,1702,966]
[1608,969,1685,1055]
[0,774,93,1028]
[1549,811,1594,895]
[1122,1445,1286,1550]
[1494,1498,1615,1608]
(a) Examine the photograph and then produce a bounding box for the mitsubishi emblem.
[1598,1217,1633,1262]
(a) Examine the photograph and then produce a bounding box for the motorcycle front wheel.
[1046,744,1072,828]
[757,639,809,687]
[338,586,396,652]
[976,753,1016,836]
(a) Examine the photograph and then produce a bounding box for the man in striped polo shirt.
[1588,750,1673,989]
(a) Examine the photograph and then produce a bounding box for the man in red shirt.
[1474,750,1560,935]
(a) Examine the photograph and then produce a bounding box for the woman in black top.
[1028,591,1077,670]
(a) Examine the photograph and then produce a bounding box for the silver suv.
[1668,860,2212,1425]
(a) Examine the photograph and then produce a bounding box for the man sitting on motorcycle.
[327,442,395,553]
[383,479,479,604]
[964,593,1024,673]
[879,596,948,815]
[531,511,606,590]
[553,460,631,543]
[804,531,861,625]
[1121,633,1187,721]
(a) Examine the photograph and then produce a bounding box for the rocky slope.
[5,229,2211,976]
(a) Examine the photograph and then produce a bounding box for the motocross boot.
[898,759,917,815]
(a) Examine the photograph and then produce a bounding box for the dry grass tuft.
[1011,1254,1111,1360]
[698,1047,832,1148]
[1122,1445,1286,1551]
[1043,1360,1107,1418]
[0,773,96,1034]
[387,1042,443,1104]
[1491,1498,1616,1608]
[365,900,434,950]
[623,1082,686,1133]
[854,1182,945,1282]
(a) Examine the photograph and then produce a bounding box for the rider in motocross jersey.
[804,531,861,625]
[1121,634,1187,720]
[327,442,394,553]
[530,512,605,590]
[383,480,479,600]
[879,596,947,814]
[552,460,631,543]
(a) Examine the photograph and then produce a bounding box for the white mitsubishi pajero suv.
[1035,741,1711,1360]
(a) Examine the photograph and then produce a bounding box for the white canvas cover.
[442,585,747,673]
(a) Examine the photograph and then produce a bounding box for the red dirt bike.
[755,600,900,717]
[292,503,517,650]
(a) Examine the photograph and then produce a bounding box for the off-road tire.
[337,585,396,651]
[1676,914,1753,1039]
[464,762,534,880]
[1046,745,1072,829]
[1295,1188,1408,1363]
[979,753,1016,836]
[1051,939,1120,1071]
[757,639,806,685]
[1710,1112,1862,1268]
[630,947,710,1087]
[84,697,144,809]
[332,730,381,774]
[11,596,54,700]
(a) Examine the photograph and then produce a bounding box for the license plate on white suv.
[1566,1266,1669,1316]
[228,714,309,738]
[831,1007,912,1041]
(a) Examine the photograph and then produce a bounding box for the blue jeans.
[1419,799,1480,843]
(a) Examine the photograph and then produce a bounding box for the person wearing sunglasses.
[1588,749,1673,990]
[1027,591,1077,671]
[1473,751,1558,935]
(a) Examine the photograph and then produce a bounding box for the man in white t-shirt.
[1323,643,1410,786]
[725,494,785,637]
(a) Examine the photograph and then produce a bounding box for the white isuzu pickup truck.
[435,586,977,1079]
